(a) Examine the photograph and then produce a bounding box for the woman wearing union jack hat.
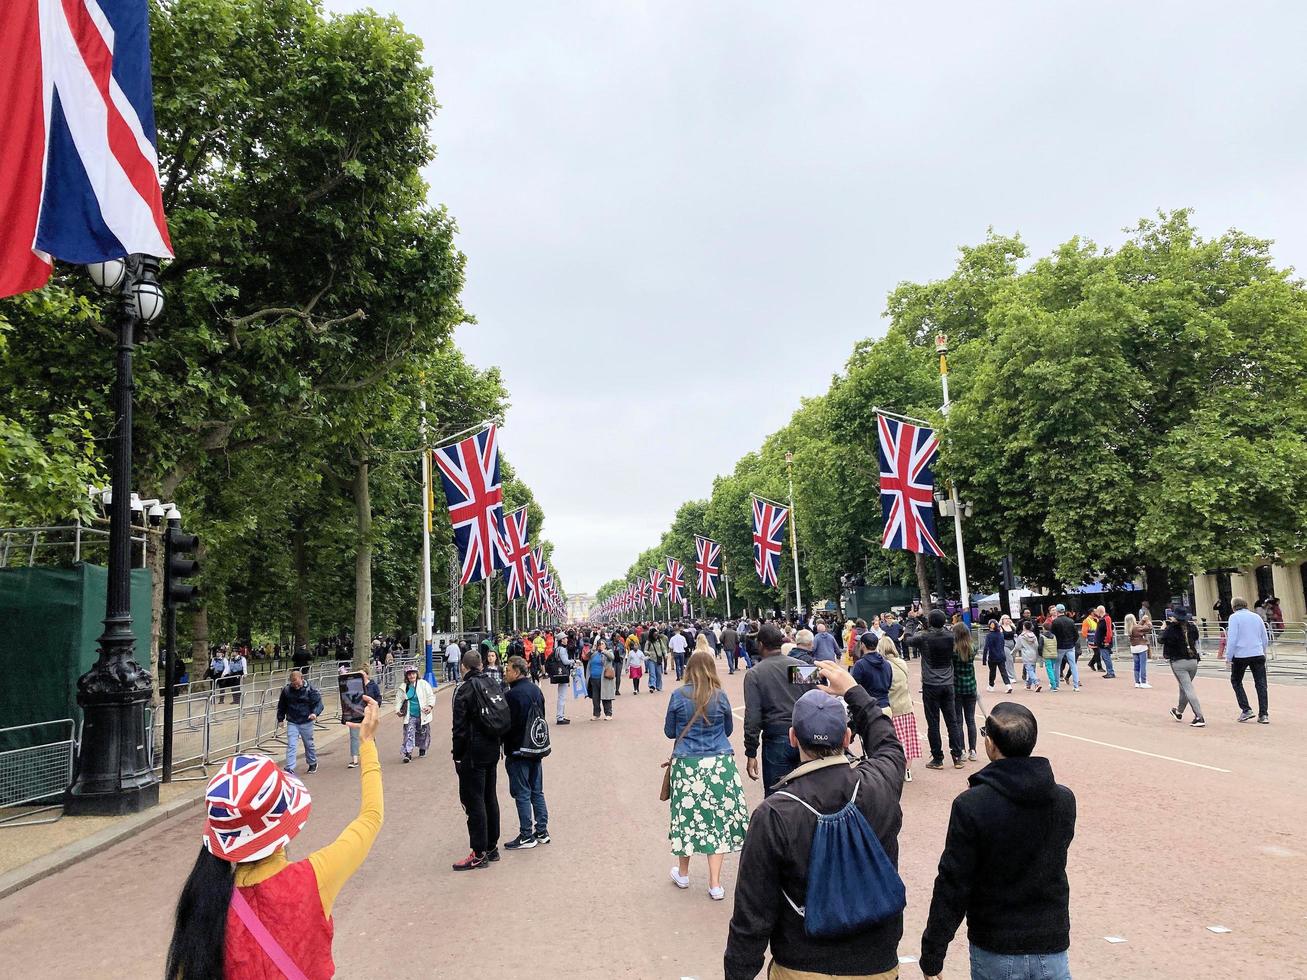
[165,696,383,980]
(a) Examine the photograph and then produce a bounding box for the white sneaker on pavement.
[708,886,725,901]
[670,867,690,889]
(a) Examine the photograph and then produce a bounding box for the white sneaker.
[1005,686,1013,694]
[987,685,995,692]
[1134,682,1140,688]
[1140,683,1151,689]
[669,867,690,889]
[708,885,725,901]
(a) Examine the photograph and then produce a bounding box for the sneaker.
[1036,684,1043,693]
[925,759,944,770]
[1139,683,1152,689]
[670,867,690,889]
[1134,682,1141,688]
[1169,707,1183,722]
[556,718,571,725]
[418,749,426,757]
[1258,714,1270,724]
[347,760,359,769]
[486,847,501,862]
[285,768,296,776]
[1190,717,1206,728]
[1237,709,1255,723]
[987,685,995,692]
[953,758,965,769]
[402,754,411,763]
[534,830,551,844]
[967,749,978,761]
[452,851,487,871]
[708,885,725,901]
[504,834,537,851]
[1005,686,1013,694]
[306,764,317,774]
[1104,673,1116,679]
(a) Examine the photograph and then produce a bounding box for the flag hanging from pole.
[666,557,685,604]
[0,0,174,299]
[499,506,531,600]
[649,567,665,602]
[434,424,507,585]
[751,495,788,587]
[694,535,720,599]
[876,413,945,557]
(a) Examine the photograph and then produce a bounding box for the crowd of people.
[172,592,1277,979]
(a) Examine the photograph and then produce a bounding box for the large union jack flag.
[637,577,650,606]
[694,535,721,599]
[877,413,944,557]
[666,557,686,604]
[434,425,507,585]
[1,0,173,298]
[526,546,548,610]
[751,495,788,588]
[499,506,531,600]
[649,567,665,602]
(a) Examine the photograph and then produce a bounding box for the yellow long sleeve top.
[233,738,383,917]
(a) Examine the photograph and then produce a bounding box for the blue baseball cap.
[791,689,849,748]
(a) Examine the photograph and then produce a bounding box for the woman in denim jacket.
[663,651,749,900]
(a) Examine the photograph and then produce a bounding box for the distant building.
[565,593,595,623]
[1191,559,1304,626]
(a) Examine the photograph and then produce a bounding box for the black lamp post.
[65,254,164,815]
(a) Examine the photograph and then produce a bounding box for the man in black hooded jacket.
[919,701,1076,979]
[906,609,964,769]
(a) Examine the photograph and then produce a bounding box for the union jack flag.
[666,557,685,604]
[694,535,721,599]
[751,495,788,588]
[203,754,311,864]
[500,506,531,600]
[434,425,507,585]
[1,0,173,298]
[525,547,546,610]
[877,413,944,557]
[637,577,650,606]
[649,567,665,602]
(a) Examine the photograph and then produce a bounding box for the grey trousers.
[1170,658,1203,719]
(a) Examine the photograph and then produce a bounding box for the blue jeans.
[1100,647,1116,677]
[761,734,800,796]
[505,756,548,836]
[1133,651,1148,684]
[674,653,686,679]
[648,659,664,691]
[1057,648,1079,688]
[286,721,316,771]
[969,945,1070,980]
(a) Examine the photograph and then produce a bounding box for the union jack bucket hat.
[203,754,312,863]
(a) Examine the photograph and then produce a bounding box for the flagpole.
[936,334,972,624]
[419,385,436,687]
[785,452,802,613]
[724,564,732,619]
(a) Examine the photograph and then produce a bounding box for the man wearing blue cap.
[725,661,906,980]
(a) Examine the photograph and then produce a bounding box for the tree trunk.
[352,458,372,668]
[915,552,934,612]
[291,517,310,649]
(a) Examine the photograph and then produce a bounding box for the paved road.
[2,661,1305,978]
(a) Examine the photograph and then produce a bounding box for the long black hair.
[165,847,234,980]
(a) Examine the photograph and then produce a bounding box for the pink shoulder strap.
[230,886,311,980]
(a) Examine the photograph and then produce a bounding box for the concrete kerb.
[0,682,449,901]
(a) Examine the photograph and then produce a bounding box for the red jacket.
[226,860,334,979]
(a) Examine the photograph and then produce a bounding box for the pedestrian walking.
[1049,604,1080,691]
[502,656,551,850]
[342,665,382,768]
[1125,613,1152,688]
[165,697,382,980]
[1014,622,1040,691]
[953,623,980,762]
[587,638,615,719]
[395,666,433,763]
[724,661,906,980]
[664,651,748,899]
[545,634,572,724]
[451,650,507,870]
[982,620,1013,692]
[850,632,892,711]
[626,640,645,694]
[483,648,505,690]
[1225,596,1270,723]
[908,610,965,770]
[721,622,740,673]
[1039,623,1060,692]
[883,639,920,783]
[1160,608,1205,728]
[668,626,689,680]
[743,624,804,795]
[811,620,841,661]
[919,703,1076,980]
[1083,608,1101,672]
[444,638,461,684]
[645,627,669,692]
[1092,605,1117,678]
[275,670,323,775]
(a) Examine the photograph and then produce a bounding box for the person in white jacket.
[395,666,435,762]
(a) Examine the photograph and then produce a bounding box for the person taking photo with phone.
[165,696,383,980]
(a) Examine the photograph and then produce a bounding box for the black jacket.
[503,677,545,757]
[276,682,323,725]
[725,686,906,980]
[1159,620,1200,660]
[920,756,1076,976]
[1050,615,1078,649]
[907,627,955,687]
[450,669,502,765]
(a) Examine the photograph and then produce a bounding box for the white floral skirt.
[668,754,749,856]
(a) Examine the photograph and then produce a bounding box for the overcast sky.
[327,0,1307,594]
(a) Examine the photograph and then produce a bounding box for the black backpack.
[515,695,552,758]
[468,674,511,736]
[545,649,569,682]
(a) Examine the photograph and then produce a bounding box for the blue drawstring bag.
[774,782,906,939]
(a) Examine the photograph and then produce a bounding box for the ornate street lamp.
[66,254,164,815]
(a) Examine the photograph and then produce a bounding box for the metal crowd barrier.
[0,720,75,828]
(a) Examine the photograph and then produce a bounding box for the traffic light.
[164,525,200,608]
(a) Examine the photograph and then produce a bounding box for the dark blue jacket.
[851,653,893,708]
[982,629,1006,665]
[276,682,324,725]
[503,676,545,756]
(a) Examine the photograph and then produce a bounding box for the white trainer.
[669,867,690,889]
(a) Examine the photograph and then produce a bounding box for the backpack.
[774,782,906,939]
[467,674,511,736]
[515,695,552,759]
[545,650,568,682]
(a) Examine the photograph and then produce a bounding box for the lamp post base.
[65,662,159,816]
